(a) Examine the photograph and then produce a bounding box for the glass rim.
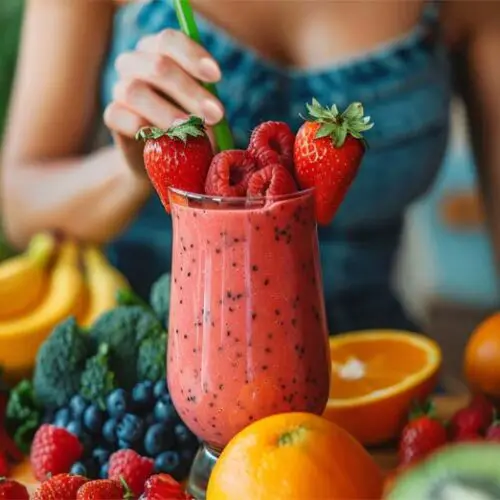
[168,186,315,205]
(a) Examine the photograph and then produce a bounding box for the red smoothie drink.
[167,188,330,450]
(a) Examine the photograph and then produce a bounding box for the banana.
[0,233,55,319]
[0,240,84,380]
[80,245,130,327]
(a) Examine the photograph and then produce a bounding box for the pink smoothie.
[167,190,330,450]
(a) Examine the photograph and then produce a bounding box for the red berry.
[468,394,494,427]
[33,473,88,500]
[449,406,489,441]
[454,431,483,443]
[486,421,500,441]
[76,479,125,500]
[205,150,257,197]
[0,478,30,500]
[142,474,193,500]
[137,116,213,211]
[108,449,154,498]
[398,416,447,467]
[248,121,295,171]
[0,453,8,477]
[246,164,297,198]
[30,424,83,481]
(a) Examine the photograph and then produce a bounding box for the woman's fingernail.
[199,58,221,82]
[201,100,224,125]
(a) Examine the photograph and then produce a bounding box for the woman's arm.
[1,0,150,248]
[447,2,500,266]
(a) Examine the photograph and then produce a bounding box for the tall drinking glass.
[167,187,330,499]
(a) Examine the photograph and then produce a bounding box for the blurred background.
[0,0,496,393]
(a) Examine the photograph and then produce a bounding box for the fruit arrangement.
[1,469,192,499]
[1,272,200,492]
[0,234,131,381]
[136,99,374,225]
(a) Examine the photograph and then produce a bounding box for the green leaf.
[315,123,337,139]
[135,115,207,143]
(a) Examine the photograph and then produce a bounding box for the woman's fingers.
[111,80,188,131]
[137,29,221,83]
[115,51,223,125]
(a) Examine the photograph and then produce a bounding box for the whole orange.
[465,313,500,397]
[206,412,383,500]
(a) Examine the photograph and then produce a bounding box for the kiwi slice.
[387,443,500,500]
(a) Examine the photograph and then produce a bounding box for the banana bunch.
[0,234,130,381]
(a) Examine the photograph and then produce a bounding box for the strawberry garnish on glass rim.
[136,115,213,211]
[294,99,374,225]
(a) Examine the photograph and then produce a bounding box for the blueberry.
[118,439,132,450]
[144,423,176,457]
[106,389,130,418]
[132,381,155,411]
[92,447,110,466]
[154,451,187,480]
[174,423,198,450]
[99,461,109,479]
[53,407,71,428]
[144,412,156,427]
[43,409,55,424]
[70,461,87,476]
[69,395,88,419]
[83,404,105,434]
[116,414,145,443]
[102,418,117,444]
[154,399,178,425]
[66,420,83,437]
[153,380,168,399]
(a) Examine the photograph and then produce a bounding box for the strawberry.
[136,116,213,210]
[398,403,447,467]
[108,449,154,498]
[141,474,194,500]
[468,393,495,428]
[32,473,88,500]
[76,479,131,500]
[0,478,29,500]
[0,453,8,478]
[246,164,297,198]
[454,431,483,443]
[205,150,257,197]
[30,424,83,481]
[248,121,295,171]
[294,99,374,225]
[449,400,493,441]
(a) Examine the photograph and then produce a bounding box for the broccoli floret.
[80,343,116,409]
[150,273,171,328]
[6,379,42,454]
[90,306,162,389]
[116,288,152,310]
[33,317,94,409]
[137,332,167,382]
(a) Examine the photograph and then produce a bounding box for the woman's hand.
[104,29,224,173]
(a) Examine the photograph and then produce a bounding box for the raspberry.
[246,164,297,198]
[0,478,30,500]
[108,449,154,498]
[248,121,295,171]
[0,452,8,477]
[142,474,194,500]
[30,424,83,481]
[205,150,257,197]
[32,473,88,500]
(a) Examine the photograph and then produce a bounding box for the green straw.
[173,0,234,151]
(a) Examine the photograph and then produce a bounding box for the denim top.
[101,0,451,333]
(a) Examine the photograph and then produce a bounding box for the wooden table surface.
[11,395,469,490]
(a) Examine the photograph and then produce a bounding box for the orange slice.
[322,330,442,446]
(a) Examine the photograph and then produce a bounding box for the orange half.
[322,330,441,446]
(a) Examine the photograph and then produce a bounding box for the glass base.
[187,443,220,499]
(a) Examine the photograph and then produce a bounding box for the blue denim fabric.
[101,0,451,333]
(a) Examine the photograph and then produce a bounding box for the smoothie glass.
[167,187,330,499]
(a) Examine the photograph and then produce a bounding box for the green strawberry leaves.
[136,115,207,143]
[305,98,374,148]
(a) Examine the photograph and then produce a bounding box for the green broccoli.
[150,273,170,328]
[116,288,152,310]
[33,317,95,409]
[80,343,115,409]
[6,379,42,454]
[137,332,167,382]
[90,306,163,389]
